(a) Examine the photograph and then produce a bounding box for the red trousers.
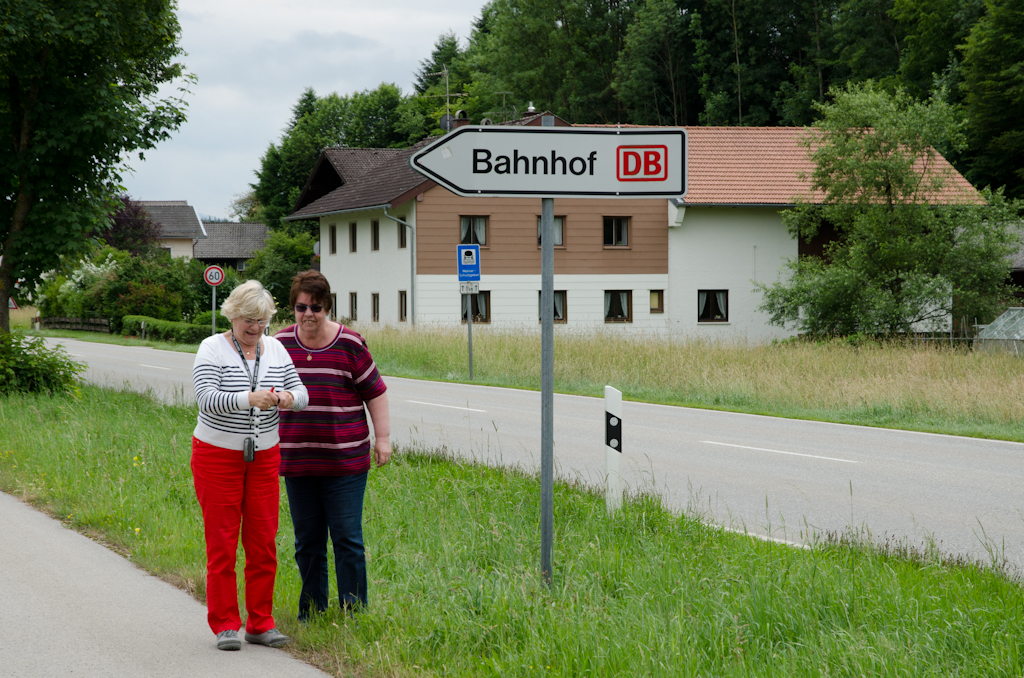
[191,437,281,634]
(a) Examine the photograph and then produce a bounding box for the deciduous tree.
[758,82,1020,336]
[0,0,190,332]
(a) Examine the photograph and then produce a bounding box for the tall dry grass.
[359,324,1024,439]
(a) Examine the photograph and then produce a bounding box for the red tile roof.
[288,125,981,219]
[576,125,980,205]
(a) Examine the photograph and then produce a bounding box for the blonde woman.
[191,280,308,650]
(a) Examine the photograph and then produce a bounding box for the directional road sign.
[410,126,686,199]
[457,244,481,282]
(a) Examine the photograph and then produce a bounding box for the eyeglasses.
[294,303,324,314]
[242,318,269,327]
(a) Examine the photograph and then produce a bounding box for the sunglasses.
[294,303,324,313]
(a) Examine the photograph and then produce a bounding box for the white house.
[286,118,977,341]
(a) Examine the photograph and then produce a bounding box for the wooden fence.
[41,317,111,333]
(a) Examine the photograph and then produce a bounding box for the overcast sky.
[121,0,486,220]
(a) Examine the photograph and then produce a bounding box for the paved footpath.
[0,491,330,678]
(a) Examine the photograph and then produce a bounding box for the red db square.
[616,145,668,182]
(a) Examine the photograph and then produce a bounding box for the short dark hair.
[290,270,332,313]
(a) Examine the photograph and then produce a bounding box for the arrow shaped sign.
[409,126,686,199]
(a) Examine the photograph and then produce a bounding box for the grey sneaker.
[216,629,241,651]
[244,628,291,648]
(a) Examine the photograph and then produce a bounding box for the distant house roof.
[193,222,269,260]
[291,148,407,214]
[138,200,207,239]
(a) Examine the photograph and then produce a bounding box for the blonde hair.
[220,280,276,322]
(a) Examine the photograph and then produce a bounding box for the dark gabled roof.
[287,140,435,221]
[193,222,269,259]
[138,200,207,239]
[292,148,406,215]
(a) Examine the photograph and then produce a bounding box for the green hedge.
[193,310,231,331]
[121,315,218,344]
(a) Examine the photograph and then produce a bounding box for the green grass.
[2,386,1023,677]
[27,327,202,353]
[22,323,1024,441]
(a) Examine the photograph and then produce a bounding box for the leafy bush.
[121,316,216,344]
[0,333,84,395]
[192,310,231,331]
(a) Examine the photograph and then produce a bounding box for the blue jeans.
[284,473,368,618]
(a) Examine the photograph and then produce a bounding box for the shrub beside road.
[2,385,1023,676]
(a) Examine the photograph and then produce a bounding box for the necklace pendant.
[306,353,312,361]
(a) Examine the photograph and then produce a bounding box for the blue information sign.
[457,245,481,282]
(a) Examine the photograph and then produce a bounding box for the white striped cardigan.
[192,333,309,451]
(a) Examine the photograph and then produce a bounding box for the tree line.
[240,0,1022,234]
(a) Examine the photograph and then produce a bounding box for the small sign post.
[604,386,623,513]
[457,245,481,379]
[203,265,225,336]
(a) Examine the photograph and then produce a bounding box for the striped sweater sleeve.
[193,337,250,413]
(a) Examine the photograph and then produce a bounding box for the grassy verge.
[22,323,1024,441]
[2,386,1023,676]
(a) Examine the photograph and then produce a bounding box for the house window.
[399,291,407,322]
[460,216,487,246]
[371,293,380,322]
[349,292,358,321]
[371,220,379,251]
[538,290,567,323]
[331,293,338,320]
[604,290,632,323]
[603,217,629,246]
[537,216,565,246]
[398,217,407,249]
[698,290,728,322]
[461,291,490,323]
[329,224,337,254]
[650,290,664,313]
[237,259,246,272]
[349,223,357,252]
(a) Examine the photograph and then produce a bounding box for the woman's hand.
[277,390,294,410]
[248,389,280,411]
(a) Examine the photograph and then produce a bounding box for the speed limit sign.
[203,265,225,286]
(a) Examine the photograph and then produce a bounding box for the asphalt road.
[45,336,1024,573]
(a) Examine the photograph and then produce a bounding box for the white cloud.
[122,0,484,219]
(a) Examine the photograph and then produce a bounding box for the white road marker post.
[605,386,622,513]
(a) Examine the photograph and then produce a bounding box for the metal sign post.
[458,245,481,380]
[410,124,687,586]
[203,265,225,336]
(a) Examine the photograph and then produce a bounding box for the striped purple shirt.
[275,324,387,476]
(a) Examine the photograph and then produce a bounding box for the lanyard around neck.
[230,332,261,392]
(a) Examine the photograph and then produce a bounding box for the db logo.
[616,145,668,182]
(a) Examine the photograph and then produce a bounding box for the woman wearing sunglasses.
[275,270,391,620]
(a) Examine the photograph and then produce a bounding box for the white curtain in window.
[460,217,471,244]
[554,292,564,319]
[699,292,707,316]
[716,291,727,318]
[474,217,486,246]
[462,293,470,319]
[554,217,563,246]
[619,292,629,318]
[604,292,612,317]
[477,292,487,319]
